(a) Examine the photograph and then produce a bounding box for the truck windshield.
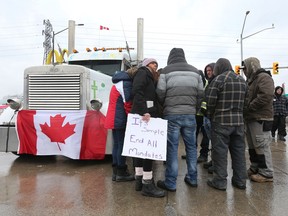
[68,60,122,76]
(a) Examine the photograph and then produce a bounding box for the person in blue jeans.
[181,70,210,163]
[156,48,204,191]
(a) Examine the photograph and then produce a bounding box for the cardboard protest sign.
[122,113,167,161]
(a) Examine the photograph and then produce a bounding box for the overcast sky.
[0,0,287,100]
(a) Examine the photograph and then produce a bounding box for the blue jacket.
[104,71,133,129]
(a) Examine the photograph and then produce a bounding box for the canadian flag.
[15,110,107,159]
[100,25,109,30]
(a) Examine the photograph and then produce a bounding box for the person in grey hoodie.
[156,48,204,191]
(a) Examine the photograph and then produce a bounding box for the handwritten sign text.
[122,114,167,161]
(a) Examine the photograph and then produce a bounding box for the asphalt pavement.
[0,136,287,216]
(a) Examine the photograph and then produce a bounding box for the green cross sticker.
[91,80,98,99]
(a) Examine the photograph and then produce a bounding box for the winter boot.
[278,135,286,141]
[197,155,208,163]
[181,155,186,159]
[116,165,135,182]
[247,168,257,177]
[203,160,212,169]
[135,175,143,191]
[112,165,117,181]
[141,179,166,198]
[250,173,273,183]
[208,165,214,174]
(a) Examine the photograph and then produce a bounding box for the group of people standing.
[104,47,286,198]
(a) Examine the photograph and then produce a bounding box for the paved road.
[0,137,287,216]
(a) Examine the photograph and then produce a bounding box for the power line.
[0,22,287,66]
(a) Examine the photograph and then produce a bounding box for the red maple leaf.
[40,114,76,151]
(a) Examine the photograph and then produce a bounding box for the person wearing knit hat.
[142,58,158,67]
[130,57,165,198]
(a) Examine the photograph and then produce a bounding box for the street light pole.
[242,24,275,40]
[52,27,68,65]
[239,11,275,76]
[240,11,250,65]
[51,20,84,65]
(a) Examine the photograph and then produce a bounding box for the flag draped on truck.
[15,110,107,159]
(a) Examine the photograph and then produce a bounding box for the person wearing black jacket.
[271,86,288,141]
[130,58,165,198]
[202,63,215,172]
[206,58,247,190]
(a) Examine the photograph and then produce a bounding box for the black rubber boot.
[141,179,166,198]
[116,165,135,182]
[112,165,117,181]
[135,175,143,191]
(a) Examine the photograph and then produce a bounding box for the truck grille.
[27,74,81,110]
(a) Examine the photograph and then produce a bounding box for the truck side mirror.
[90,99,102,111]
[7,99,22,111]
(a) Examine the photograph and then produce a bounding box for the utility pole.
[42,19,53,65]
[68,20,76,56]
[137,18,144,65]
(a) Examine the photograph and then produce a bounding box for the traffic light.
[273,62,279,74]
[235,65,240,75]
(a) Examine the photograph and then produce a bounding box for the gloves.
[200,101,207,117]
